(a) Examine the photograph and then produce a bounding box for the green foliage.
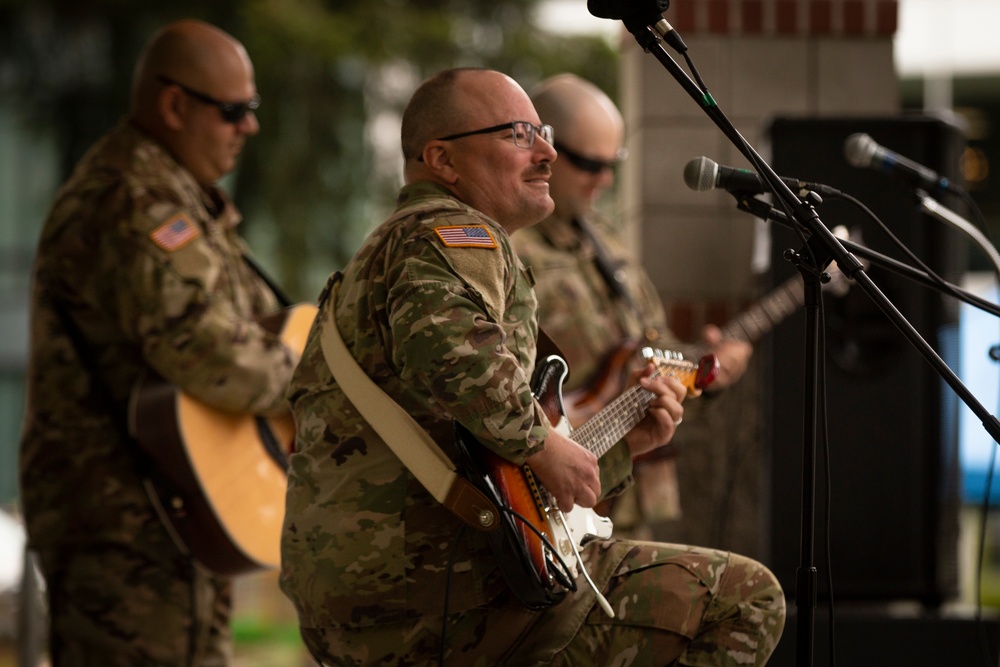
[0,0,620,299]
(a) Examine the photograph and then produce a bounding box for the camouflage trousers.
[35,529,233,667]
[301,539,785,666]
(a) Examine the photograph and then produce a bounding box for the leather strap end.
[443,478,501,532]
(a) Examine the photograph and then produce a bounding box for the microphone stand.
[609,11,1000,667]
[736,194,1000,319]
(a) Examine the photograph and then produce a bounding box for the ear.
[421,141,460,185]
[158,86,187,131]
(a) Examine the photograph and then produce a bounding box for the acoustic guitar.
[455,347,719,611]
[127,303,317,576]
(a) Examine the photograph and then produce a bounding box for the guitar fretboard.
[571,362,694,459]
[719,274,803,344]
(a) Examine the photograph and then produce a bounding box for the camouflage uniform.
[514,212,693,529]
[512,212,681,393]
[280,182,785,666]
[19,120,298,666]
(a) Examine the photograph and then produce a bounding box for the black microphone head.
[844,133,877,167]
[587,0,669,20]
[683,156,718,192]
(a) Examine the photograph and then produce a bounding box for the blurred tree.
[0,0,621,299]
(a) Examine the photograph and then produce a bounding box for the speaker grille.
[765,115,967,605]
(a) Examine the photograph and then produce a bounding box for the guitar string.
[727,278,801,343]
[576,367,665,456]
[571,361,695,458]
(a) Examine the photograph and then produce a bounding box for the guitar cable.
[439,523,467,667]
[438,503,609,665]
[501,504,578,592]
[494,502,615,619]
[550,509,615,618]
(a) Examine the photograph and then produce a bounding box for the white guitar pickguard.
[544,413,615,576]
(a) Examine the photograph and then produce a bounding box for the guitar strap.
[242,252,292,308]
[317,275,500,533]
[571,215,638,314]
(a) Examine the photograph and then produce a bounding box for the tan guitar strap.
[317,278,499,533]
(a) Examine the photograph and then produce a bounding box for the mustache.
[526,165,552,179]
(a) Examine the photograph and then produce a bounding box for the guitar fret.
[572,365,670,458]
[722,275,804,344]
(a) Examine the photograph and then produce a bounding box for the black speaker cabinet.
[764,116,967,605]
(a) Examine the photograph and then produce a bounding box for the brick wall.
[671,0,898,37]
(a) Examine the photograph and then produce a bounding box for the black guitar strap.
[571,215,639,314]
[242,252,293,308]
[239,253,297,471]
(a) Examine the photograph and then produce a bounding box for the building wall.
[618,0,901,558]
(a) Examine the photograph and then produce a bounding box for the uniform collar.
[532,212,586,251]
[124,120,243,230]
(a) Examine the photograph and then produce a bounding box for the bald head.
[131,20,253,121]
[127,20,259,185]
[401,68,534,182]
[530,74,623,151]
[530,74,625,219]
[400,67,484,163]
[399,67,556,231]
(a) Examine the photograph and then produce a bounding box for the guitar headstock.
[641,347,720,397]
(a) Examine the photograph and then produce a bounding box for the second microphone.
[683,156,838,196]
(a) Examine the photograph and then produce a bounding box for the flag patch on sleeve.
[150,213,200,252]
[434,225,498,249]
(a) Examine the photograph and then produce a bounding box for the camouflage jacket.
[280,182,634,630]
[19,120,298,550]
[513,211,682,392]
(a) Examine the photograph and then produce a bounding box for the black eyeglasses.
[437,121,554,149]
[554,141,628,174]
[157,75,260,124]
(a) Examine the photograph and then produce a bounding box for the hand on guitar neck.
[623,369,687,458]
[697,324,753,390]
[528,369,686,511]
[457,350,716,612]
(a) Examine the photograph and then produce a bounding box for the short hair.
[400,67,485,161]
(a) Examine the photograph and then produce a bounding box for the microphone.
[844,133,961,195]
[683,156,837,196]
[587,0,686,51]
[587,0,670,20]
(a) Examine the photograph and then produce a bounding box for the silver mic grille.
[683,156,718,191]
[844,133,877,167]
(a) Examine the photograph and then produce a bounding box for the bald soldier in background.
[19,20,299,666]
[514,74,754,536]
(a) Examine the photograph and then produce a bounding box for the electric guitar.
[564,235,856,432]
[712,254,852,349]
[455,347,719,610]
[127,303,317,576]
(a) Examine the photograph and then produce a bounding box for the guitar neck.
[719,274,804,345]
[570,363,695,459]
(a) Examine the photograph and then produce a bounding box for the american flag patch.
[150,213,200,252]
[434,225,497,249]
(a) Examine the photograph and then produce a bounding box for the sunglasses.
[437,121,554,149]
[157,75,260,124]
[554,141,628,174]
